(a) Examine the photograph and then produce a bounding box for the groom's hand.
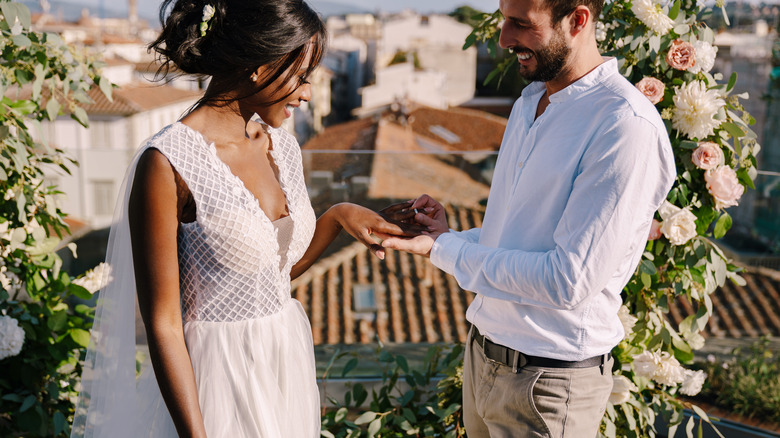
[377,194,448,258]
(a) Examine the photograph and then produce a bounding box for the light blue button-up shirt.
[431,58,676,361]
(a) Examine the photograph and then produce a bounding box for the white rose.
[618,305,638,339]
[654,352,686,386]
[609,374,639,404]
[0,315,25,360]
[679,369,706,396]
[632,351,659,379]
[72,262,113,294]
[660,207,698,245]
[689,40,717,74]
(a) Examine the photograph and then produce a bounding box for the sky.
[27,0,500,21]
[309,0,498,13]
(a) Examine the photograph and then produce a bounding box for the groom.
[381,0,675,436]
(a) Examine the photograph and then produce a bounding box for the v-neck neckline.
[175,121,292,225]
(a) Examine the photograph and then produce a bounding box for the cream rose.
[679,369,706,396]
[654,352,686,386]
[705,166,744,210]
[635,77,666,105]
[666,39,696,70]
[691,141,724,170]
[609,375,639,404]
[658,201,697,245]
[618,305,638,338]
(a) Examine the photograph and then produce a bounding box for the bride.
[70,0,415,436]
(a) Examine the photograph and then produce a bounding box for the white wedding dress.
[71,121,320,437]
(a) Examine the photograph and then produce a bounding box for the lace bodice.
[144,122,316,322]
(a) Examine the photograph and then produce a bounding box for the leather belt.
[472,326,609,373]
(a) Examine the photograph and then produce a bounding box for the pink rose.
[705,166,745,209]
[666,39,696,71]
[648,219,663,240]
[691,141,724,170]
[635,77,665,105]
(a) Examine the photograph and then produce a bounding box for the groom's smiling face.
[497,0,573,83]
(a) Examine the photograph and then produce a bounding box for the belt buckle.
[511,350,528,373]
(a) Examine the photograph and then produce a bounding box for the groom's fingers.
[380,235,434,257]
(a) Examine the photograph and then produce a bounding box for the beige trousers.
[463,328,614,438]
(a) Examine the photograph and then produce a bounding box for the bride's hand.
[330,203,423,259]
[378,200,434,225]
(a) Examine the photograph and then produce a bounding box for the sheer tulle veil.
[70,145,150,437]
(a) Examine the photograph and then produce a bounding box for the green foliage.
[0,1,111,435]
[699,338,780,424]
[320,344,465,438]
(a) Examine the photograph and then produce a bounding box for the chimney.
[128,0,138,29]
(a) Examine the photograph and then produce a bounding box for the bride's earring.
[250,72,258,82]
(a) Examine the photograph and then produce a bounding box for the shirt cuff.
[430,231,466,276]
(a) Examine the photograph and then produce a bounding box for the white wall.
[360,62,446,110]
[41,99,198,228]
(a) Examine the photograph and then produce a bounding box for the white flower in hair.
[201,4,215,37]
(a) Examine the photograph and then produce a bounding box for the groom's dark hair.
[544,0,605,25]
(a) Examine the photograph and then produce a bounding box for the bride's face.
[246,46,314,129]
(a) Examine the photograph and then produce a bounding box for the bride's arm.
[290,202,411,280]
[129,148,207,438]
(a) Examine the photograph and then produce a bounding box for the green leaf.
[640,259,657,275]
[341,357,358,377]
[368,418,382,437]
[354,411,377,425]
[46,97,61,121]
[72,107,89,127]
[396,355,409,373]
[53,411,66,435]
[726,72,737,92]
[70,328,91,347]
[679,140,699,150]
[1,2,32,30]
[334,407,348,423]
[99,76,113,102]
[19,395,36,413]
[69,284,93,300]
[720,122,744,139]
[712,212,732,239]
[669,0,681,20]
[463,32,477,50]
[11,34,32,48]
[47,309,68,332]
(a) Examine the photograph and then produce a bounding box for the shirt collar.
[548,57,617,103]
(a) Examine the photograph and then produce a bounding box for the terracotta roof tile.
[407,106,507,151]
[81,83,201,116]
[667,267,780,338]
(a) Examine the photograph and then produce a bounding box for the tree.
[0,1,112,435]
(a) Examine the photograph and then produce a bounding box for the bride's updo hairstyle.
[149,0,327,106]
